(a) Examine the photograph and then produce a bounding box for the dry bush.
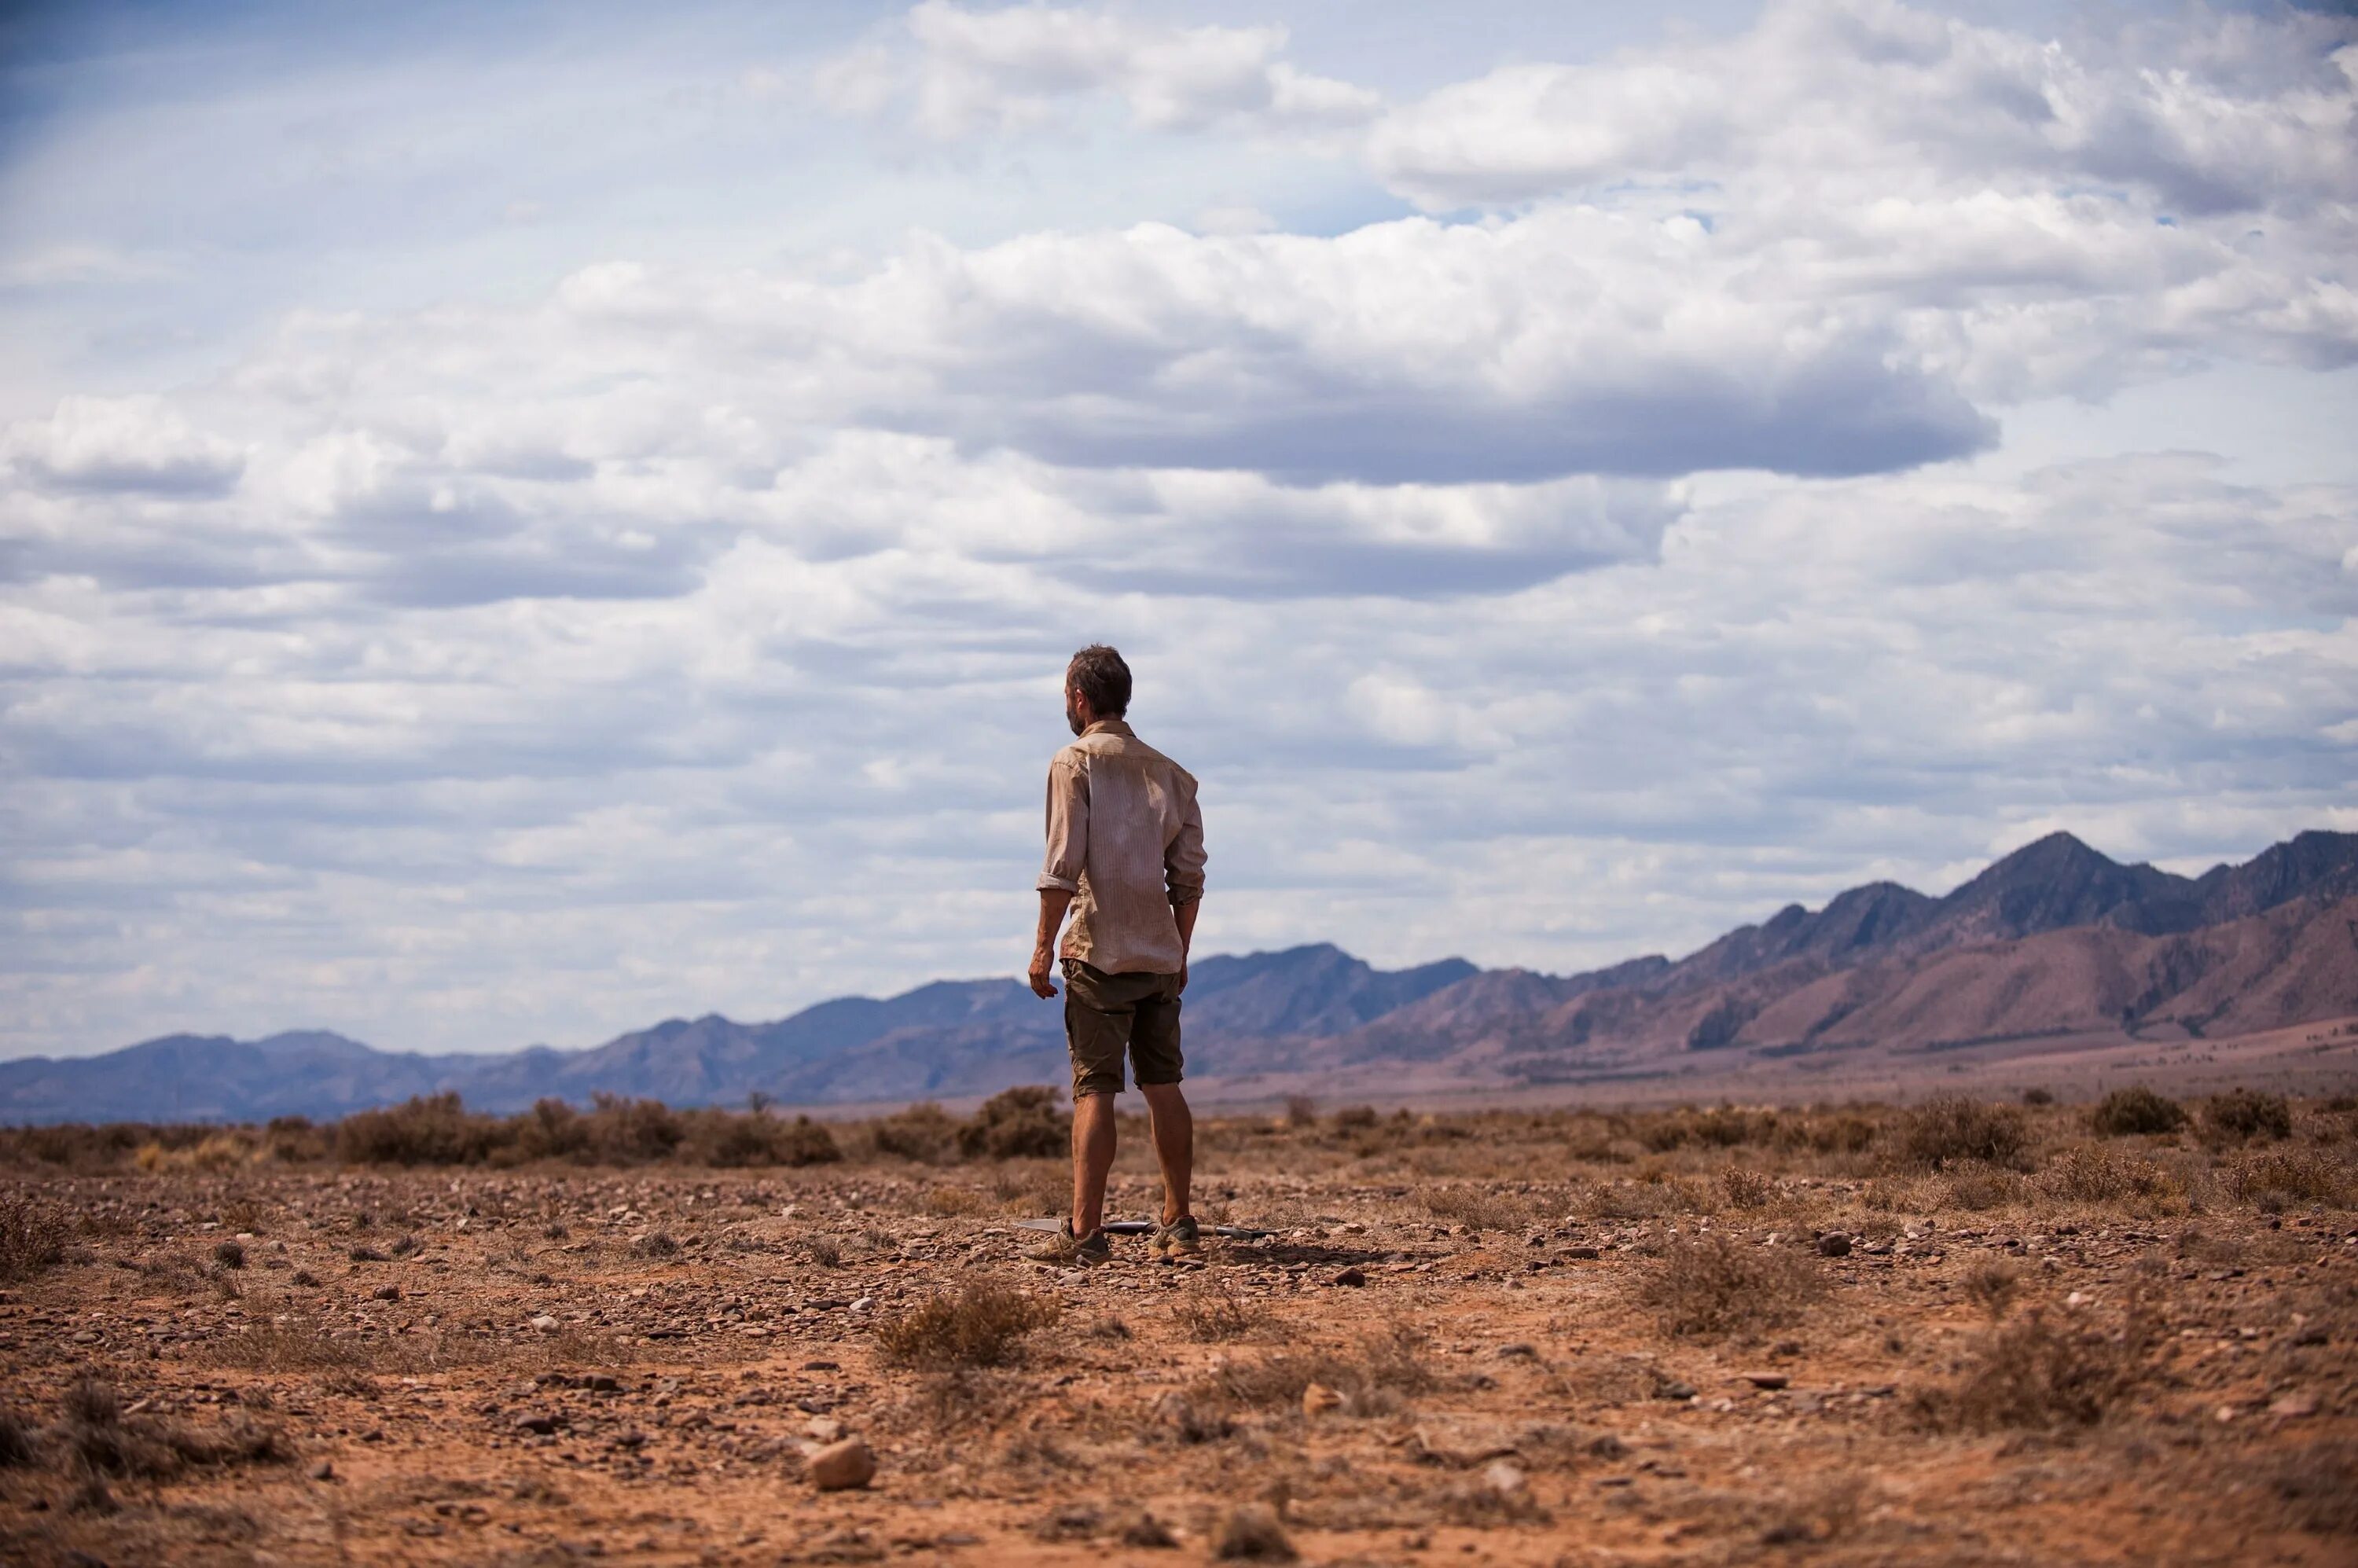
[0,1405,38,1467]
[1171,1287,1272,1342]
[958,1087,1070,1160]
[1331,1105,1379,1130]
[336,1093,509,1165]
[1636,1232,1825,1338]
[204,1321,380,1373]
[2021,1087,2055,1106]
[918,1185,991,1217]
[2261,1439,2358,1536]
[0,1193,72,1281]
[2040,1144,2184,1205]
[2224,1147,2346,1207]
[1889,1095,2031,1171]
[1282,1095,1319,1129]
[874,1280,1060,1370]
[579,1093,683,1162]
[1214,1504,1296,1561]
[688,1110,840,1167]
[1199,1323,1431,1414]
[2090,1085,2185,1138]
[2203,1089,2292,1144]
[1424,1185,1542,1232]
[1718,1168,1776,1209]
[1960,1258,2022,1320]
[872,1102,960,1163]
[1915,1296,2152,1430]
[512,1097,591,1161]
[60,1377,294,1481]
[1941,1164,2031,1210]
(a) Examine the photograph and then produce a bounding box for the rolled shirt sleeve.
[1165,787,1206,906]
[1037,757,1087,893]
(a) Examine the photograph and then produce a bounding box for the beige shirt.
[1038,718,1206,975]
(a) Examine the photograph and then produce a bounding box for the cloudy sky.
[2,0,2353,1062]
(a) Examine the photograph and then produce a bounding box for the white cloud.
[3,395,245,497]
[820,0,1382,140]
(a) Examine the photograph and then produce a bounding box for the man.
[1027,644,1207,1265]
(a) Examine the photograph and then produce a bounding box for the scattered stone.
[1033,1504,1100,1542]
[2270,1392,2320,1419]
[1496,1342,1538,1359]
[1654,1379,1697,1401]
[1562,1246,1601,1260]
[372,1285,401,1302]
[1482,1461,1530,1502]
[1741,1372,1790,1390]
[512,1412,560,1436]
[307,1459,335,1481]
[529,1316,559,1333]
[1330,1266,1367,1287]
[806,1416,846,1443]
[1302,1383,1343,1418]
[1817,1232,1853,1258]
[808,1437,876,1491]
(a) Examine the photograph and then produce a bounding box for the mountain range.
[5,830,2355,1125]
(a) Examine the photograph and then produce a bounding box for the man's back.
[1038,718,1205,975]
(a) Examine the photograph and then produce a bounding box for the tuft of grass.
[2090,1085,2185,1138]
[1423,1185,1542,1232]
[1719,1168,1776,1209]
[1213,1504,1296,1561]
[2224,1147,2345,1207]
[0,1405,39,1467]
[874,1280,1060,1370]
[1199,1323,1431,1415]
[213,1239,247,1269]
[2040,1144,2184,1205]
[1889,1095,2031,1171]
[0,1194,72,1281]
[1636,1232,1824,1339]
[1914,1295,2152,1430]
[1171,1287,1272,1343]
[1959,1258,2022,1320]
[630,1231,681,1259]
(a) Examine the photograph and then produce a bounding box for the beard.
[1067,695,1085,736]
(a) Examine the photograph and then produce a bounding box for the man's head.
[1065,644,1132,736]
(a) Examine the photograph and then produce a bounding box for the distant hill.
[3,831,2353,1124]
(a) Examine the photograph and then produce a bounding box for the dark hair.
[1067,644,1131,718]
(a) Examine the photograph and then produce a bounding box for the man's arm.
[1030,888,1074,999]
[1033,756,1087,999]
[1166,783,1205,993]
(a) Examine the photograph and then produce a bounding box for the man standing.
[1027,644,1207,1265]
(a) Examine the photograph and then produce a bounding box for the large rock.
[807,1437,876,1491]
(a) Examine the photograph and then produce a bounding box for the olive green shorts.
[1062,958,1184,1098]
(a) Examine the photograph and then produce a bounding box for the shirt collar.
[1083,718,1136,739]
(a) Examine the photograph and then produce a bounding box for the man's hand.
[1029,889,1073,998]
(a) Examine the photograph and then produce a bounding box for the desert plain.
[2,1070,2355,1567]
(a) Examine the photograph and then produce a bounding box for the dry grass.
[1636,1232,1825,1338]
[1197,1322,1432,1415]
[2203,1089,2293,1144]
[2040,1144,2185,1205]
[2223,1146,2347,1206]
[2261,1439,2358,1536]
[0,1194,72,1281]
[1889,1095,2032,1171]
[1171,1286,1273,1342]
[1915,1295,2153,1430]
[874,1280,1060,1370]
[1424,1184,1544,1232]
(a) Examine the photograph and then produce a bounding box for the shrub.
[1282,1095,1319,1129]
[515,1098,591,1162]
[2090,1085,2185,1138]
[2021,1087,2055,1106]
[1214,1505,1296,1562]
[1636,1232,1825,1338]
[2224,1148,2345,1207]
[2203,1089,2292,1144]
[1331,1105,1379,1130]
[2040,1144,2184,1205]
[874,1280,1060,1370]
[1889,1095,2030,1171]
[693,1111,840,1167]
[958,1087,1069,1160]
[1959,1258,2021,1320]
[1719,1168,1776,1209]
[581,1094,683,1162]
[212,1239,247,1269]
[1915,1297,2152,1430]
[872,1102,960,1163]
[337,1093,508,1166]
[0,1195,71,1281]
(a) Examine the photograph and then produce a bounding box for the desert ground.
[2,1085,2354,1566]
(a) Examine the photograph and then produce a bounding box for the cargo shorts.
[1062,957,1184,1098]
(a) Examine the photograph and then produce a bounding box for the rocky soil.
[2,1096,2354,1565]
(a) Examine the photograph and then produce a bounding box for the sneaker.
[1029,1220,1113,1267]
[1151,1215,1203,1259]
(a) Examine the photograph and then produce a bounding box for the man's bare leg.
[1071,1091,1118,1238]
[1138,1081,1193,1225]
